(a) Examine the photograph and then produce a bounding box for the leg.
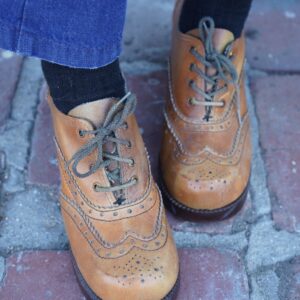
[0,1,179,299]
[160,0,252,219]
[41,59,125,113]
[180,0,252,38]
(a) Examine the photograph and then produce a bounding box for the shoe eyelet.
[188,97,194,105]
[229,51,234,58]
[93,182,98,191]
[123,122,129,130]
[126,141,132,149]
[129,159,135,167]
[190,46,196,53]
[189,63,195,71]
[131,176,138,184]
[220,99,226,107]
[189,80,194,88]
[78,130,84,137]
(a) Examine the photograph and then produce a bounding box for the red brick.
[0,249,249,300]
[0,251,85,300]
[177,248,249,300]
[27,85,59,186]
[246,1,300,71]
[252,75,300,231]
[0,50,23,126]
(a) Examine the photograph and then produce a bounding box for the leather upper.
[160,0,252,210]
[48,96,179,300]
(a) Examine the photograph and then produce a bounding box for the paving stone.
[2,167,25,194]
[251,75,300,231]
[0,248,248,300]
[246,220,300,272]
[276,257,300,300]
[11,58,43,122]
[0,120,32,171]
[0,256,4,283]
[28,87,59,186]
[251,270,279,300]
[245,76,272,217]
[177,248,249,300]
[246,0,300,71]
[0,187,67,255]
[174,231,248,252]
[0,251,85,300]
[0,50,23,127]
[122,0,173,69]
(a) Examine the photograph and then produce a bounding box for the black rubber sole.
[71,252,180,300]
[158,169,249,221]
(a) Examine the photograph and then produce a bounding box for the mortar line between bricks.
[6,59,25,121]
[245,64,273,219]
[173,230,248,251]
[242,67,273,300]
[249,68,300,76]
[23,83,44,175]
[243,65,292,299]
[4,58,43,175]
[0,256,5,286]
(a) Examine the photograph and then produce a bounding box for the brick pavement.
[1,0,300,299]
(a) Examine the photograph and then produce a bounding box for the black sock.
[41,59,126,114]
[179,0,252,38]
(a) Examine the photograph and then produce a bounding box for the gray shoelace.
[68,92,137,200]
[189,17,241,123]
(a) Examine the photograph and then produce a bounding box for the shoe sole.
[71,252,180,300]
[158,168,249,221]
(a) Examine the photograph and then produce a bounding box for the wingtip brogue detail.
[159,0,252,220]
[48,93,179,300]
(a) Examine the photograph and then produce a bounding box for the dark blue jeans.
[0,0,127,68]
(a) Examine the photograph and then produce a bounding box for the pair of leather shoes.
[48,0,251,299]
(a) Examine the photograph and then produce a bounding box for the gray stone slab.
[2,167,25,194]
[0,187,67,255]
[247,220,300,272]
[251,270,280,300]
[0,256,4,283]
[0,120,31,171]
[245,71,272,218]
[174,230,248,252]
[11,58,43,122]
[122,0,174,70]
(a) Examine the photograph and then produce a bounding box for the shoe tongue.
[187,28,234,53]
[68,98,117,128]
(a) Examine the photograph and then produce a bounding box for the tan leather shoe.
[159,0,252,220]
[48,92,179,300]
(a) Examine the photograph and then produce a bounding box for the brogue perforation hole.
[111,254,165,286]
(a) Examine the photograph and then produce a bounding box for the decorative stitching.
[55,138,153,211]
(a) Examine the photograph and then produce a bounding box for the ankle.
[179,0,252,39]
[42,59,126,114]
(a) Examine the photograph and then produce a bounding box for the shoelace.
[68,92,138,203]
[189,17,241,123]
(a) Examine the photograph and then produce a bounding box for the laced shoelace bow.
[68,92,138,201]
[189,17,241,123]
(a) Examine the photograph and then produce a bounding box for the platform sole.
[159,169,249,221]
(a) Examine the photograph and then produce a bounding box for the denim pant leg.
[0,0,127,68]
